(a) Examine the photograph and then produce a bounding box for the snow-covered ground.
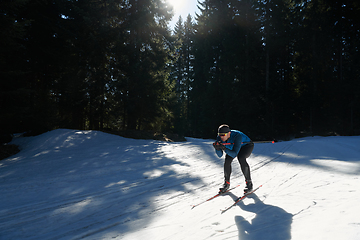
[1,129,360,240]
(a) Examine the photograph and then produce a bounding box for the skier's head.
[218,124,230,134]
[218,124,231,140]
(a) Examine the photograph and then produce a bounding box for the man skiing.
[213,124,254,194]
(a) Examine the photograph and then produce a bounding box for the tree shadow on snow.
[0,130,206,240]
[251,136,360,176]
[228,193,293,240]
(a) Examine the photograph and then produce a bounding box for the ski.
[220,185,262,214]
[191,184,240,209]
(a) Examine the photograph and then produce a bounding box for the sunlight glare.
[167,0,186,14]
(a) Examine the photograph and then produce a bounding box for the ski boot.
[244,180,253,193]
[219,181,230,193]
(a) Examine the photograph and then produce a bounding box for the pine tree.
[0,0,30,135]
[111,0,174,131]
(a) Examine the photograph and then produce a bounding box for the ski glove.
[213,141,226,151]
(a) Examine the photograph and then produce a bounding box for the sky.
[168,0,200,30]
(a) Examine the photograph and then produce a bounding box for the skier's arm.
[224,134,242,158]
[213,140,225,157]
[216,149,223,157]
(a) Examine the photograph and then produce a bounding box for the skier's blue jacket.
[215,130,252,158]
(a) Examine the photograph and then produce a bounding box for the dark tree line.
[1,0,174,138]
[174,0,360,139]
[1,0,360,141]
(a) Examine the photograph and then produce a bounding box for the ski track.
[1,130,360,239]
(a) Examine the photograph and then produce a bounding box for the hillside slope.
[1,129,359,240]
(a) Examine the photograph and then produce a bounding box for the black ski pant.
[224,142,254,182]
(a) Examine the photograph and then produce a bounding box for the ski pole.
[222,140,274,145]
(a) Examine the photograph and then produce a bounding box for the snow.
[1,129,360,240]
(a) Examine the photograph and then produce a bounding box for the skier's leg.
[237,143,254,181]
[224,154,234,182]
[219,154,233,193]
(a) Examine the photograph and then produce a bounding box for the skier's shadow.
[228,193,293,240]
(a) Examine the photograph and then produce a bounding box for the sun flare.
[167,0,186,14]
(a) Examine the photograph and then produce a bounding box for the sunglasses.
[218,132,228,137]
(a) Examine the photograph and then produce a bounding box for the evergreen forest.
[1,0,360,141]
